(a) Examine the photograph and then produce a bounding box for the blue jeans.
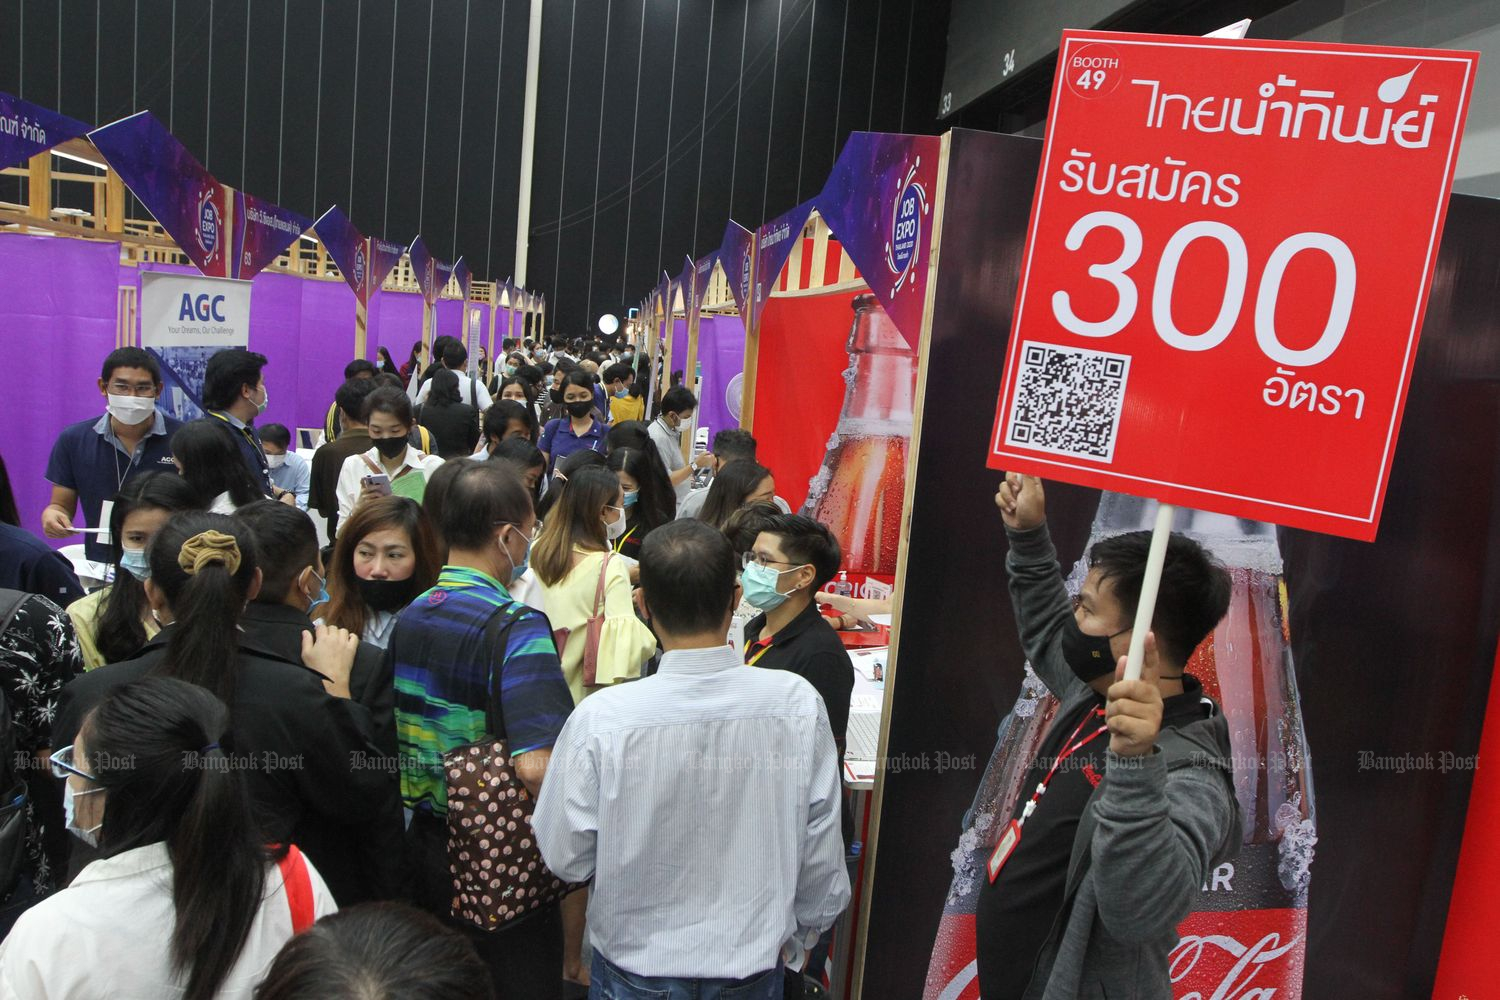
[590,953,782,1000]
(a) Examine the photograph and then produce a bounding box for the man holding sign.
[977,472,1239,1000]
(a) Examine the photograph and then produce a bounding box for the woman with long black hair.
[0,677,338,998]
[52,512,405,906]
[416,368,480,459]
[605,447,674,562]
[172,418,269,513]
[399,341,425,382]
[696,460,777,532]
[67,471,201,669]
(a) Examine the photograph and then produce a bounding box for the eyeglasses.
[106,381,159,397]
[49,745,97,782]
[742,552,799,570]
[495,521,539,542]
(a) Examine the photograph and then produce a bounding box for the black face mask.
[565,399,595,418]
[357,576,418,613]
[372,436,407,460]
[1059,614,1128,684]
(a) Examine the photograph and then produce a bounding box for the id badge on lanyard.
[987,707,1107,884]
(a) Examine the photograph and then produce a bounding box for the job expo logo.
[196,189,222,261]
[885,160,929,293]
[739,248,752,304]
[352,243,367,289]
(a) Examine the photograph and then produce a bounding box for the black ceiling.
[0,0,949,333]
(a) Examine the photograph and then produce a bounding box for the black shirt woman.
[417,369,481,460]
[52,513,404,906]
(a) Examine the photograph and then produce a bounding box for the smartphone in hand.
[361,473,393,497]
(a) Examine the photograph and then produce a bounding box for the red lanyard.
[745,637,773,666]
[1018,706,1108,828]
[988,705,1109,885]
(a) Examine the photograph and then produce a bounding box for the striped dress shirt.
[533,643,851,980]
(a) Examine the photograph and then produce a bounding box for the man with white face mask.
[259,423,311,511]
[44,348,182,565]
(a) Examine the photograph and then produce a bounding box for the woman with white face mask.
[530,467,656,705]
[0,678,338,999]
[66,472,201,671]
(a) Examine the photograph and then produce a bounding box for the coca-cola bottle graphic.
[924,495,1316,1000]
[801,294,918,574]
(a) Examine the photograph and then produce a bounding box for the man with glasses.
[740,514,854,760]
[43,348,182,565]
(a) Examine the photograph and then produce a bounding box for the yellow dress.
[539,548,657,703]
[66,586,159,670]
[610,394,646,425]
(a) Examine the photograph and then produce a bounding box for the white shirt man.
[534,520,849,990]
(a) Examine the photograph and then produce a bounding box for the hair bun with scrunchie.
[177,530,242,576]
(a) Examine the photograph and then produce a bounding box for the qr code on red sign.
[1005,342,1130,462]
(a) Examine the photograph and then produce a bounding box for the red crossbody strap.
[277,845,316,933]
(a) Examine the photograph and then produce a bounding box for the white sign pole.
[1123,502,1175,681]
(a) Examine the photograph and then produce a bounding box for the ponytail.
[84,678,268,1000]
[147,513,259,706]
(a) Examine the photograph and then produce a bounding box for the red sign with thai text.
[988,31,1478,540]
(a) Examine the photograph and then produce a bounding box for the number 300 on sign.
[1052,211,1356,369]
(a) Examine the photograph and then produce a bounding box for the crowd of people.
[0,335,1239,1000]
[0,338,858,1000]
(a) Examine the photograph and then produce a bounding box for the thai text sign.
[989,31,1478,539]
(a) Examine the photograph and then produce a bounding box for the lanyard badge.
[987,707,1107,884]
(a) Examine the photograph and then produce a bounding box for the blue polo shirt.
[539,417,607,476]
[209,410,273,495]
[45,411,181,562]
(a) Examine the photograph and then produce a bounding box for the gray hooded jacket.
[1003,523,1241,1000]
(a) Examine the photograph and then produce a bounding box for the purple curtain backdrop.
[0,234,121,537]
[668,318,687,383]
[371,291,426,377]
[696,315,745,443]
[1,232,493,542]
[369,295,490,378]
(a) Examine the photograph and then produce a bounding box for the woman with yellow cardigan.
[531,465,658,703]
[530,464,659,989]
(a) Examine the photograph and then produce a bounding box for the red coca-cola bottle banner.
[987,31,1479,540]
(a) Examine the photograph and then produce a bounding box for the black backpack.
[0,590,34,897]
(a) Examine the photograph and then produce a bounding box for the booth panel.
[0,234,121,532]
[862,128,1500,1000]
